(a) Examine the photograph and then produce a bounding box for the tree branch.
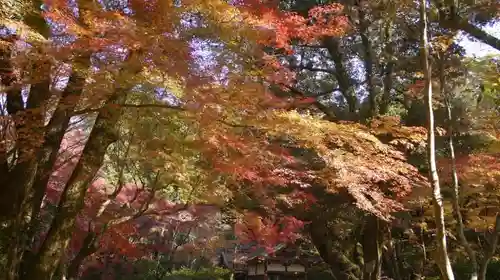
[289,64,336,74]
[322,37,358,115]
[74,103,184,115]
[478,214,500,280]
[281,85,338,120]
[439,18,500,52]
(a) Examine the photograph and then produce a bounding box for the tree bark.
[380,14,396,115]
[4,57,53,280]
[0,34,25,219]
[27,67,88,235]
[66,231,98,280]
[22,90,128,280]
[63,167,127,279]
[17,58,89,280]
[442,66,478,280]
[322,37,358,118]
[384,225,402,280]
[309,219,361,280]
[356,1,378,118]
[478,214,500,280]
[419,1,455,280]
[361,215,383,280]
[1,5,52,279]
[438,17,500,52]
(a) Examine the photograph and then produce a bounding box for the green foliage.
[384,102,409,119]
[83,259,232,280]
[2,0,500,279]
[163,268,233,280]
[467,56,500,96]
[306,264,336,280]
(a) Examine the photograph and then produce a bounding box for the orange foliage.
[237,2,349,51]
[440,152,500,187]
[234,211,304,252]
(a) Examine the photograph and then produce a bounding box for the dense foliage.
[0,0,499,280]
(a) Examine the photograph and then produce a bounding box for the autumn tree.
[230,0,499,277]
[432,52,500,280]
[0,0,276,279]
[1,1,499,280]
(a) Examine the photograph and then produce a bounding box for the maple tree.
[1,0,500,280]
[231,0,500,279]
[233,0,499,276]
[0,0,267,279]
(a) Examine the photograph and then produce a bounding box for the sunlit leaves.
[234,211,305,252]
[236,2,348,51]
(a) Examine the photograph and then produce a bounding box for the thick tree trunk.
[27,68,87,232]
[0,37,15,168]
[323,37,358,118]
[384,225,402,280]
[0,40,23,267]
[0,35,25,220]
[356,2,378,118]
[419,1,454,280]
[61,155,157,279]
[1,5,52,280]
[23,91,128,280]
[309,219,361,280]
[63,171,127,279]
[0,3,51,218]
[4,57,53,280]
[434,0,500,51]
[66,231,98,280]
[19,67,88,280]
[362,215,383,280]
[380,14,395,115]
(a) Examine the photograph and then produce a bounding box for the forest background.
[0,0,500,280]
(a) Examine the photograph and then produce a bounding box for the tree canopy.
[0,0,499,280]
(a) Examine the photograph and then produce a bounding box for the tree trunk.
[22,91,128,280]
[0,35,25,220]
[17,59,88,280]
[0,36,15,187]
[1,36,25,280]
[419,1,455,279]
[438,17,500,52]
[4,57,53,280]
[1,6,52,279]
[309,219,361,280]
[384,225,402,280]
[362,215,383,280]
[442,70,478,280]
[66,231,98,280]
[356,1,378,118]
[478,214,500,280]
[380,12,396,115]
[27,67,87,235]
[322,37,358,118]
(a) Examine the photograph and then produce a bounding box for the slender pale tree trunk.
[419,1,455,279]
[440,64,478,280]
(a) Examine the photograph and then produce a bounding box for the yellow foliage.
[249,110,429,219]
